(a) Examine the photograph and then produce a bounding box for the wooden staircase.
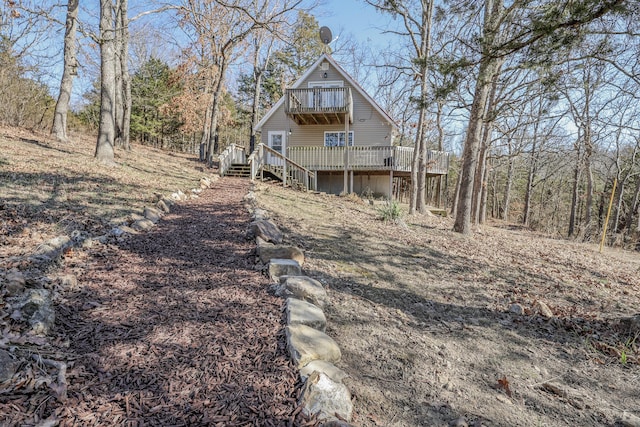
[262,165,306,190]
[224,163,251,178]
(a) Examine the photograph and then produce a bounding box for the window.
[324,131,354,147]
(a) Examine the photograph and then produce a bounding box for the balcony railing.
[286,146,450,175]
[285,87,353,125]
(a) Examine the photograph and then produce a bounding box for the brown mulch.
[1,177,314,426]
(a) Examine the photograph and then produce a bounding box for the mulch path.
[2,178,314,426]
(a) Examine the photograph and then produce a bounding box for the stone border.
[2,175,218,339]
[244,188,354,426]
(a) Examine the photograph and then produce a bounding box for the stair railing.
[218,144,246,176]
[249,143,316,191]
[248,143,265,182]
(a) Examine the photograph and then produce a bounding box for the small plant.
[377,200,402,222]
[620,335,637,365]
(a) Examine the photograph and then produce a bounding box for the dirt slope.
[254,181,640,427]
[0,129,311,426]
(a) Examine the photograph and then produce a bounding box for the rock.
[269,259,301,283]
[300,360,349,383]
[286,324,341,368]
[131,218,155,232]
[320,421,353,427]
[12,289,55,335]
[156,199,170,213]
[112,225,139,236]
[257,244,305,266]
[250,220,283,244]
[534,301,554,318]
[449,417,468,427]
[143,206,162,223]
[299,371,352,422]
[171,190,187,201]
[56,274,78,291]
[286,298,327,331]
[0,349,19,382]
[509,303,524,315]
[275,276,328,309]
[244,191,256,202]
[5,269,26,297]
[200,177,212,189]
[253,208,269,221]
[620,411,640,427]
[130,212,145,222]
[34,235,71,257]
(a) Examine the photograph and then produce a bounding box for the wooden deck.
[286,146,449,175]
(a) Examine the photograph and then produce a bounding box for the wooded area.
[1,0,640,248]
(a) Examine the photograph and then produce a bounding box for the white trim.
[267,130,286,166]
[255,53,398,132]
[308,80,344,88]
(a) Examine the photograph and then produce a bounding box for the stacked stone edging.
[2,175,218,340]
[244,188,354,426]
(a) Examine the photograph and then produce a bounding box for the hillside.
[1,127,639,426]
[253,182,640,426]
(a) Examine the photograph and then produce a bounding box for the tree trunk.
[409,112,424,213]
[625,175,640,236]
[95,0,116,165]
[250,35,273,153]
[522,138,537,226]
[568,142,582,237]
[51,0,79,142]
[583,121,594,238]
[206,57,227,166]
[114,0,131,150]
[453,0,503,234]
[502,139,514,221]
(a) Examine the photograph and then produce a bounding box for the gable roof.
[255,53,398,131]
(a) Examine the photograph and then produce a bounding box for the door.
[308,81,344,109]
[267,131,286,166]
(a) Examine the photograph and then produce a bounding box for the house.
[228,53,449,199]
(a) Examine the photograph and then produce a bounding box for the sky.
[315,0,395,50]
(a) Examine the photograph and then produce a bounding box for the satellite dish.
[319,26,333,45]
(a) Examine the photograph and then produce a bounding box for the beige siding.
[316,172,391,197]
[260,59,394,149]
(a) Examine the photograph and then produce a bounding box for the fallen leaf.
[497,375,512,397]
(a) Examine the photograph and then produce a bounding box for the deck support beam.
[343,112,350,194]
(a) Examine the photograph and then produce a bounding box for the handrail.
[285,87,352,114]
[218,144,246,176]
[252,143,316,191]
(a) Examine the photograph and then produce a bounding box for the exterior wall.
[317,172,391,197]
[260,59,394,149]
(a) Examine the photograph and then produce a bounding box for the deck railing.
[286,146,450,174]
[248,143,317,191]
[285,87,352,115]
[218,144,246,176]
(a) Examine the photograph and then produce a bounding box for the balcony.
[285,87,353,125]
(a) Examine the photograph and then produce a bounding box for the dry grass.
[254,181,640,427]
[0,126,212,262]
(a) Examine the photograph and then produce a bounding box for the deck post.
[343,112,350,194]
[350,171,354,194]
[389,170,394,200]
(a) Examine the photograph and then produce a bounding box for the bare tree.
[51,0,78,142]
[365,0,435,214]
[95,0,117,164]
